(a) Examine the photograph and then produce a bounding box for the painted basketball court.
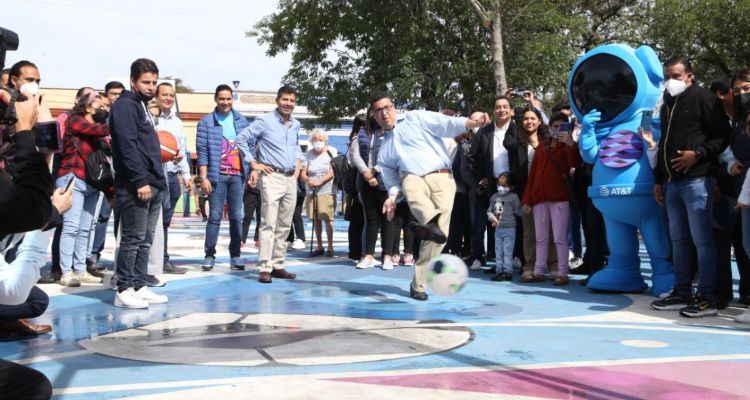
[5,216,750,399]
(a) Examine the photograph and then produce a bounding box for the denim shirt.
[237,109,301,172]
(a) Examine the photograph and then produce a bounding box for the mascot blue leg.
[587,216,648,292]
[640,214,674,296]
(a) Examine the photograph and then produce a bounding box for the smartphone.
[641,110,653,132]
[65,175,75,191]
[559,122,572,134]
[32,121,61,153]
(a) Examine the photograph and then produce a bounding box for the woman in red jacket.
[56,93,110,287]
[521,112,581,285]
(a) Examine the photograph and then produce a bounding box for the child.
[487,173,523,281]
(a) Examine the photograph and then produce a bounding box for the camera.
[509,89,526,98]
[0,27,21,126]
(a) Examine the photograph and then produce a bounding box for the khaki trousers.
[401,173,455,293]
[258,172,297,272]
[521,212,558,274]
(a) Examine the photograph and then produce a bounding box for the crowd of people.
[2,54,750,398]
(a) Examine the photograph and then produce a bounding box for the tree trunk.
[491,1,508,96]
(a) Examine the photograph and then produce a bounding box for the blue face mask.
[497,186,510,195]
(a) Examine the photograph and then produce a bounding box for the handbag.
[70,135,114,192]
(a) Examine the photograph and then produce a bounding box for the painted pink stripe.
[332,361,750,399]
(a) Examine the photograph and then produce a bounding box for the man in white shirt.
[155,83,191,274]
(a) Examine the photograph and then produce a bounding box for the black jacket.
[0,131,56,235]
[468,121,519,192]
[109,90,166,192]
[655,84,730,184]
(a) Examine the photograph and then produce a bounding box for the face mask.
[497,186,510,195]
[735,92,750,116]
[312,141,324,151]
[137,90,154,103]
[19,82,39,96]
[92,108,109,123]
[664,79,688,97]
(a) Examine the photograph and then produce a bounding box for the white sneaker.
[76,270,103,284]
[60,271,81,287]
[382,258,394,270]
[470,260,482,271]
[136,287,168,304]
[736,308,750,323]
[114,288,149,309]
[291,239,306,250]
[356,257,375,269]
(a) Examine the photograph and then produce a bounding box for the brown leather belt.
[427,168,452,175]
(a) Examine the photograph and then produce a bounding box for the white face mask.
[312,141,324,151]
[19,82,40,96]
[664,79,687,97]
[497,186,510,195]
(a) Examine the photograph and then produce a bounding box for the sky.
[3,0,292,92]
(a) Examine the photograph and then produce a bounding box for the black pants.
[346,193,365,259]
[50,226,62,276]
[384,201,415,256]
[286,195,305,242]
[242,188,261,243]
[0,286,48,322]
[445,192,472,257]
[360,185,396,258]
[715,211,750,307]
[0,360,52,400]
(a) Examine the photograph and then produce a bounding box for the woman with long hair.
[56,93,109,287]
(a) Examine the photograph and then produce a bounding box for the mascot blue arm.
[568,44,674,296]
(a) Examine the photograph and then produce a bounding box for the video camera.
[0,27,22,126]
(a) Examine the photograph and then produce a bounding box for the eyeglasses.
[373,104,394,115]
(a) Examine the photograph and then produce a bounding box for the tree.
[466,0,508,95]
[648,0,750,81]
[161,75,195,93]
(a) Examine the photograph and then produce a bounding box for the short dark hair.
[130,58,159,80]
[156,82,174,96]
[552,102,570,113]
[369,91,391,107]
[493,96,511,106]
[709,76,732,95]
[104,81,125,94]
[549,112,570,126]
[664,57,692,73]
[276,85,297,100]
[214,84,233,99]
[8,60,37,88]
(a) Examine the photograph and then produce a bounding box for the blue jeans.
[665,177,716,298]
[115,186,163,290]
[204,174,244,258]
[89,194,111,262]
[162,173,182,263]
[494,227,516,274]
[56,173,99,274]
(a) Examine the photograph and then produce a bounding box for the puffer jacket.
[196,109,250,184]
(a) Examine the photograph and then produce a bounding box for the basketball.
[426,254,468,296]
[158,130,179,162]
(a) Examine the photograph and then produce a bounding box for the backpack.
[326,150,349,191]
[71,136,114,192]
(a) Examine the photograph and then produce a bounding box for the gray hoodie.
[487,191,522,228]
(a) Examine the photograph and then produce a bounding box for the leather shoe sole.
[410,286,428,301]
[270,269,296,279]
[258,271,272,283]
[408,222,447,244]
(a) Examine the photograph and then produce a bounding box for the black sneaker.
[679,293,717,318]
[650,292,690,311]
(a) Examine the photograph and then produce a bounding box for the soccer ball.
[426,254,468,296]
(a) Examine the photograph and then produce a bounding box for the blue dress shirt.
[376,110,468,196]
[237,109,301,171]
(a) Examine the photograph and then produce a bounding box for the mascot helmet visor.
[571,54,637,123]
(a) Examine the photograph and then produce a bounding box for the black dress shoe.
[580,276,590,286]
[270,269,296,279]
[408,221,446,244]
[258,271,272,283]
[569,264,591,275]
[410,286,428,301]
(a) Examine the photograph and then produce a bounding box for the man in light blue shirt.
[374,92,490,300]
[236,86,301,284]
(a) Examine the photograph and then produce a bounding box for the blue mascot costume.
[567,44,674,296]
